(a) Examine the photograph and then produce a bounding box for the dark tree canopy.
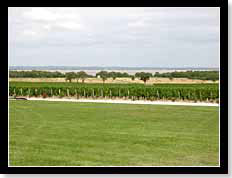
[153,70,219,81]
[9,70,219,82]
[96,71,108,83]
[135,72,153,78]
[131,75,135,81]
[9,70,65,78]
[77,71,89,83]
[135,72,152,84]
[65,72,76,83]
[96,71,131,78]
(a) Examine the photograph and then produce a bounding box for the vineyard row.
[9,86,219,102]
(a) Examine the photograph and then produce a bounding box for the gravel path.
[26,97,219,107]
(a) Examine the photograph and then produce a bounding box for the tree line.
[9,70,153,83]
[154,71,219,81]
[10,70,65,78]
[9,70,219,83]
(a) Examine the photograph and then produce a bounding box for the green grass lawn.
[9,100,219,166]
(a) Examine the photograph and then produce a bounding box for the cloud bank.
[8,7,219,68]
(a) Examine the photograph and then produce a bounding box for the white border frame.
[8,7,221,168]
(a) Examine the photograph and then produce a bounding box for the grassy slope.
[9,100,219,166]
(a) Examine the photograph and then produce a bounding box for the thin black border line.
[3,0,228,174]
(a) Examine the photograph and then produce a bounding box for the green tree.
[135,72,152,84]
[108,72,116,80]
[77,71,88,83]
[101,76,107,84]
[96,71,108,84]
[131,75,135,81]
[65,72,76,83]
[154,72,160,77]
[75,72,80,83]
[169,77,174,81]
[140,75,150,84]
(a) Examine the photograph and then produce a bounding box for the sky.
[8,7,219,68]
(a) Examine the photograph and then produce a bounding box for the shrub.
[42,93,48,98]
[171,97,176,102]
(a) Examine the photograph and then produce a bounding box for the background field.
[9,100,219,166]
[9,77,218,84]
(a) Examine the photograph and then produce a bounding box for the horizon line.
[9,65,219,68]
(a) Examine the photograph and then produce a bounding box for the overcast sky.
[8,7,219,68]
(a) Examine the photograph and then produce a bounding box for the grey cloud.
[8,7,219,68]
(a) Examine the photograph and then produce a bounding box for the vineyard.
[9,82,219,102]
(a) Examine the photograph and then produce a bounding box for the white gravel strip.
[26,97,219,107]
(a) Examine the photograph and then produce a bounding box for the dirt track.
[26,97,219,107]
[9,77,218,84]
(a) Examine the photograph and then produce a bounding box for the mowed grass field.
[9,100,219,166]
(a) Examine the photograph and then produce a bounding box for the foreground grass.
[9,100,219,166]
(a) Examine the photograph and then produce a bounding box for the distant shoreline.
[9,66,219,71]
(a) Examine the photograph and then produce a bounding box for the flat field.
[9,100,219,166]
[9,77,218,84]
